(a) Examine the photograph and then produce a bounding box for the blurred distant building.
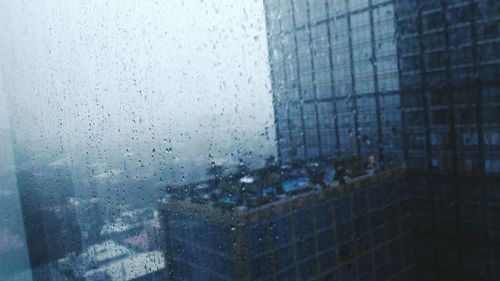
[79,198,105,243]
[160,169,415,281]
[42,239,166,281]
[16,167,82,270]
[264,0,403,167]
[100,208,160,248]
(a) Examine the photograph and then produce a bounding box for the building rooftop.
[160,163,405,224]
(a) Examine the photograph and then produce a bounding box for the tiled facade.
[160,169,416,281]
[160,170,500,280]
[396,0,500,174]
[265,0,499,174]
[265,0,403,167]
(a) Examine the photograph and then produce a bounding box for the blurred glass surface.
[0,0,498,280]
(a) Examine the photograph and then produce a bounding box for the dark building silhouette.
[396,0,500,174]
[16,166,82,269]
[407,171,500,280]
[394,0,500,279]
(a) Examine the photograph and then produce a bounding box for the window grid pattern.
[266,0,402,163]
[397,0,500,174]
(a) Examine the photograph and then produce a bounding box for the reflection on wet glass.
[0,0,499,280]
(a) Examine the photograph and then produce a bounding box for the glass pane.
[1,0,499,280]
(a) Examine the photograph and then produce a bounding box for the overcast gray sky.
[0,0,276,174]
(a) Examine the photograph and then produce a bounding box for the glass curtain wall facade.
[396,0,500,174]
[265,0,402,167]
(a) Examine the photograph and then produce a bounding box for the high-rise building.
[265,0,499,175]
[395,0,500,174]
[393,1,500,278]
[265,0,403,167]
[159,166,500,281]
[261,1,500,280]
[160,169,415,281]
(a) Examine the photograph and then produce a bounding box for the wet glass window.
[1,0,499,281]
